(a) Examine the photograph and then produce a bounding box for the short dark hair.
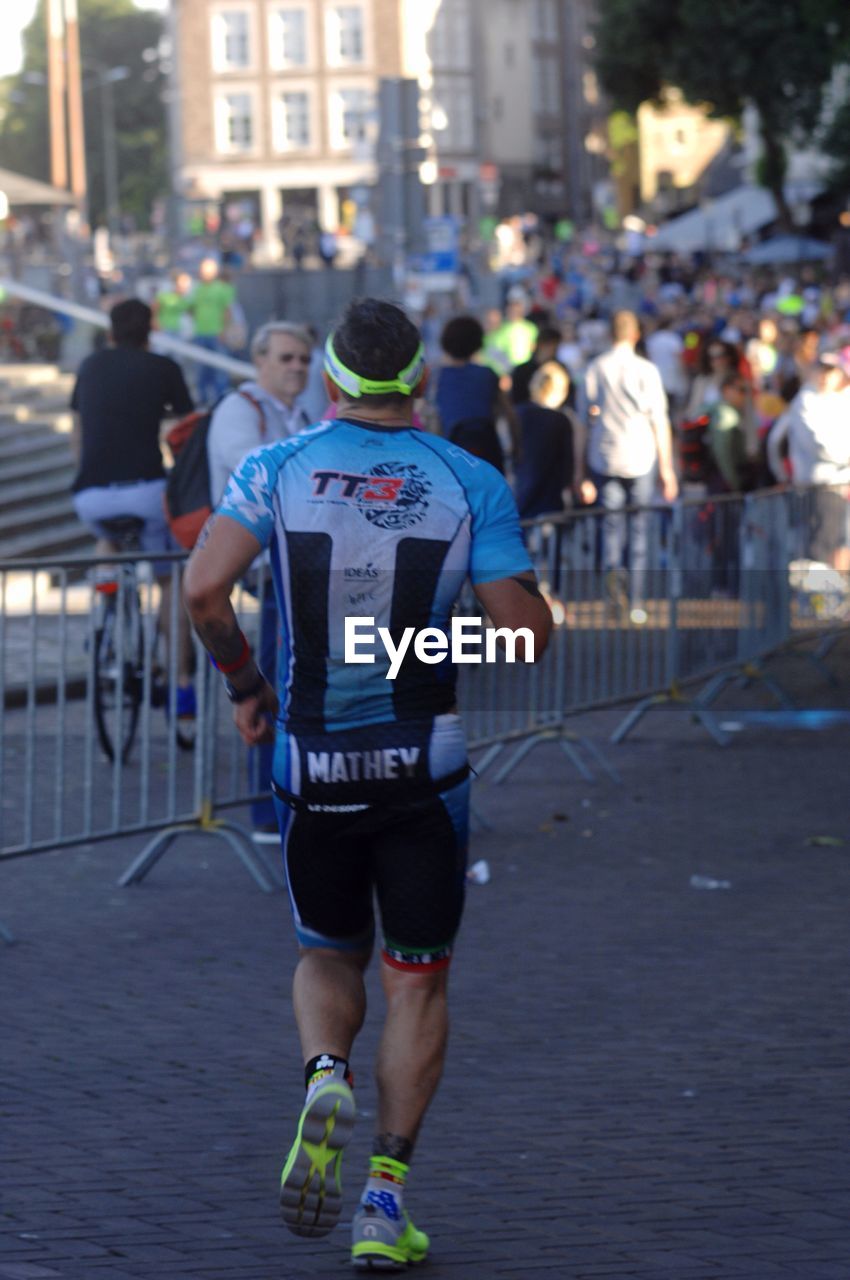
[110,299,152,348]
[440,315,484,360]
[535,327,562,349]
[332,298,423,407]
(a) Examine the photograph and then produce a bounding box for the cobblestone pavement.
[2,644,850,1280]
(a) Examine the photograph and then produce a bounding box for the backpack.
[677,413,712,484]
[164,390,265,549]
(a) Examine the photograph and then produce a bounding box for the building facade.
[173,0,483,259]
[170,0,607,260]
[475,0,605,224]
[637,89,732,219]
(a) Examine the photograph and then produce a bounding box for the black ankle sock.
[304,1053,353,1091]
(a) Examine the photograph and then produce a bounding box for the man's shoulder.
[75,349,102,379]
[210,383,263,421]
[585,350,609,377]
[145,347,183,374]
[632,349,663,378]
[419,431,513,499]
[236,418,336,464]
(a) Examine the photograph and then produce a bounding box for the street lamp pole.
[80,65,128,237]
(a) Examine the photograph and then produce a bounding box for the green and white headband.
[324,333,426,398]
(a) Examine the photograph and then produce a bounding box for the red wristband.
[211,631,252,676]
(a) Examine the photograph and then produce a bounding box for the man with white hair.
[207,321,314,839]
[207,321,313,501]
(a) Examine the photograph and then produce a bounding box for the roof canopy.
[652,185,779,253]
[0,166,75,208]
[741,235,833,265]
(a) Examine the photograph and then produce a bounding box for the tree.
[593,0,850,228]
[821,99,850,197]
[0,0,168,229]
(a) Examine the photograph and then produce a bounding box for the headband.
[324,333,426,398]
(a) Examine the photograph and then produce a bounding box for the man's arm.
[473,573,552,662]
[183,513,279,745]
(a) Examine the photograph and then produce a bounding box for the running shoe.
[279,1077,356,1238]
[175,684,197,719]
[351,1198,429,1271]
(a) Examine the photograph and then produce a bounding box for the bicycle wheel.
[93,585,143,763]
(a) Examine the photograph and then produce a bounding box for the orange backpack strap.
[236,389,267,440]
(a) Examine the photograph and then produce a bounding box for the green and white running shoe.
[351,1197,429,1271]
[279,1078,356,1238]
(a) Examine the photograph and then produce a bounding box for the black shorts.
[277,778,469,972]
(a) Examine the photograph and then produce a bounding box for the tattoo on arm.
[193,614,249,670]
[194,512,217,552]
[512,576,544,601]
[373,1133,414,1164]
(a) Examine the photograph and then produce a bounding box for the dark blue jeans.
[591,467,657,604]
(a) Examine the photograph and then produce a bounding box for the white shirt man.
[582,315,677,493]
[579,311,678,617]
[207,322,313,505]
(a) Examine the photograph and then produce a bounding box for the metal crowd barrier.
[0,486,847,889]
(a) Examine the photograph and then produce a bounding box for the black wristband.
[224,670,267,704]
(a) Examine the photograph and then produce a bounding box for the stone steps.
[0,516,92,562]
[0,493,85,540]
[0,363,91,562]
[0,469,77,513]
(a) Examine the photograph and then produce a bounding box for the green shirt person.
[482,293,539,377]
[153,270,192,335]
[187,275,236,339]
[185,258,236,402]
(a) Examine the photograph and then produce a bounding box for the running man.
[183,299,551,1269]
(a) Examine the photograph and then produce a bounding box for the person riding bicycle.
[71,299,196,710]
[183,298,552,1269]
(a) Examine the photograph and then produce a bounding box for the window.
[430,0,471,70]
[326,5,365,66]
[432,77,474,152]
[329,87,373,148]
[269,7,308,69]
[533,55,560,115]
[216,92,255,152]
[531,0,558,42]
[274,90,311,149]
[211,11,251,71]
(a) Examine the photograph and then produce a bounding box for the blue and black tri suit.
[219,418,532,969]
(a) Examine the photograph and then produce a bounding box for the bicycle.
[92,515,195,763]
